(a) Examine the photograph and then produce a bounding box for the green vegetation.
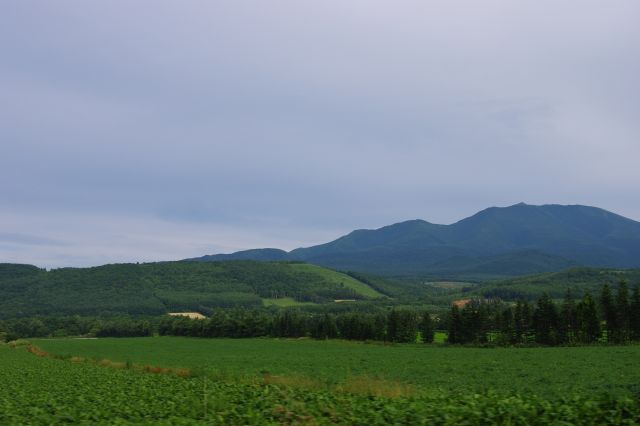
[34,337,640,399]
[4,204,640,423]
[3,343,639,425]
[477,268,640,301]
[2,259,637,323]
[288,263,384,298]
[262,297,317,307]
[0,261,383,318]
[4,281,639,349]
[193,204,640,278]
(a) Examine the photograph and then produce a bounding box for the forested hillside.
[476,268,640,301]
[192,204,640,278]
[0,262,383,319]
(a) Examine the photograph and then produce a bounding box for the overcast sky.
[2,1,639,268]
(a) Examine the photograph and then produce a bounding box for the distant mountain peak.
[189,203,640,278]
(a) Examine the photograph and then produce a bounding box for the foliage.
[34,337,640,400]
[445,282,639,346]
[0,261,383,318]
[478,267,640,301]
[3,343,640,425]
[0,316,154,341]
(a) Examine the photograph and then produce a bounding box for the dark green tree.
[630,285,640,341]
[513,301,531,344]
[576,293,600,343]
[460,300,488,344]
[497,306,515,345]
[447,305,463,344]
[312,314,338,339]
[600,284,617,343]
[559,288,578,344]
[420,311,434,343]
[387,310,418,343]
[615,281,630,343]
[533,293,558,345]
[373,313,387,341]
[387,309,400,342]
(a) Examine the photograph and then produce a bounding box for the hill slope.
[191,204,640,278]
[474,267,640,301]
[0,261,383,319]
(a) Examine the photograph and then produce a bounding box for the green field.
[35,337,640,398]
[4,343,639,425]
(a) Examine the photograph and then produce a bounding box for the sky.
[1,1,639,268]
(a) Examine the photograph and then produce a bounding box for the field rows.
[3,343,640,425]
[35,337,640,398]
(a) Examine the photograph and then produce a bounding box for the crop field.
[2,342,639,425]
[35,337,640,398]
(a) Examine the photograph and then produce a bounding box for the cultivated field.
[5,343,638,425]
[35,337,640,398]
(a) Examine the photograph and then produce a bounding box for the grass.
[289,263,384,298]
[34,337,640,399]
[425,281,475,289]
[261,297,318,307]
[433,331,447,343]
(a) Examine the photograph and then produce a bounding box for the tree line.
[158,309,435,343]
[3,282,638,347]
[0,310,433,344]
[0,316,152,341]
[448,283,640,345]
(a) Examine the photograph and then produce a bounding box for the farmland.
[3,339,640,425]
[35,337,640,398]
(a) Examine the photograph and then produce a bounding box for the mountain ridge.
[189,203,640,278]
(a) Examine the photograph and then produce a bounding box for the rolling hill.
[0,261,384,319]
[474,267,640,301]
[190,203,640,278]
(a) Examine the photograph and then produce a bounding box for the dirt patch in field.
[452,299,471,308]
[168,312,206,320]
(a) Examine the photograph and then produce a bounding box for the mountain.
[0,261,384,319]
[200,248,289,262]
[190,204,640,279]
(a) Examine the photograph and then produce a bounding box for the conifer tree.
[373,313,387,342]
[615,281,630,343]
[630,285,640,341]
[514,301,525,343]
[600,284,617,343]
[533,293,558,345]
[559,288,578,344]
[498,306,515,345]
[577,292,600,343]
[447,305,463,344]
[387,309,400,342]
[313,313,338,339]
[420,311,435,343]
[396,310,419,343]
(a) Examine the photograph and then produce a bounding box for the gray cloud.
[1,1,639,267]
[0,232,66,247]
